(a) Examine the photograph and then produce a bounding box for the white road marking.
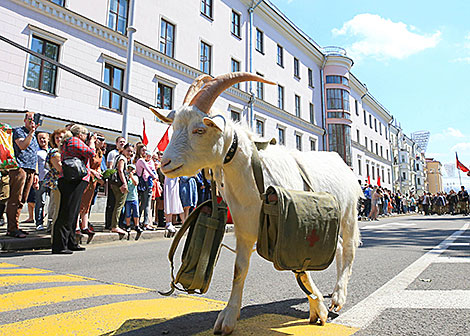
[337,222,470,329]
[448,242,470,246]
[362,222,416,230]
[434,256,470,263]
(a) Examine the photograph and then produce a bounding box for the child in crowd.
[125,165,143,240]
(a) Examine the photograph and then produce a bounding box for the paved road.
[0,214,469,335]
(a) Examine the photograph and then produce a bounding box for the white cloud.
[451,142,470,152]
[332,14,441,61]
[444,127,465,138]
[453,33,470,63]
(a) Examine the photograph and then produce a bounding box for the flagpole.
[459,167,462,186]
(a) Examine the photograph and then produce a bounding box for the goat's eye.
[192,128,206,135]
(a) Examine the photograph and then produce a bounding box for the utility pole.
[121,0,136,139]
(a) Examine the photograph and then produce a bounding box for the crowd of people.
[360,183,470,220]
[0,112,212,254]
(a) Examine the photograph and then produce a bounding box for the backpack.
[252,143,341,272]
[160,179,227,295]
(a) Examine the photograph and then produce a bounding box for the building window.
[326,88,350,111]
[294,94,301,117]
[369,115,372,129]
[365,136,368,150]
[326,75,349,85]
[355,100,359,116]
[417,177,421,185]
[379,122,382,135]
[380,146,383,157]
[366,163,370,178]
[256,119,264,137]
[159,19,175,58]
[388,171,391,183]
[358,158,362,176]
[278,128,285,145]
[256,72,264,100]
[108,0,128,35]
[50,0,65,5]
[375,143,378,155]
[293,58,300,78]
[308,68,313,87]
[386,149,389,160]
[157,82,173,110]
[231,58,240,88]
[381,168,385,181]
[26,35,60,95]
[372,166,375,180]
[356,129,360,142]
[371,140,373,152]
[309,103,314,124]
[363,109,367,125]
[374,118,377,132]
[231,110,240,122]
[201,0,213,19]
[295,134,302,151]
[256,28,264,53]
[310,139,316,151]
[385,129,388,140]
[277,44,283,67]
[328,124,351,166]
[231,10,241,38]
[101,63,124,111]
[200,41,211,74]
[278,85,284,110]
[402,172,406,180]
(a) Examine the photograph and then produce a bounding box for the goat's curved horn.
[149,107,175,124]
[189,72,276,114]
[183,74,212,105]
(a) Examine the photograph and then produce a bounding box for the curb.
[0,224,235,252]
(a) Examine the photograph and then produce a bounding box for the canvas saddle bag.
[252,142,341,273]
[160,179,228,295]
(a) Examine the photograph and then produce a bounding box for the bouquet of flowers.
[101,168,117,180]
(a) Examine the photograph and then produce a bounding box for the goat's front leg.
[213,235,255,335]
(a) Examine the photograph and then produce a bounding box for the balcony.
[322,46,347,56]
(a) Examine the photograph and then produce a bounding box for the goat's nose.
[161,158,171,167]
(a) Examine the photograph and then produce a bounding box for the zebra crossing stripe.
[0,263,21,268]
[0,268,52,275]
[0,284,149,313]
[0,274,86,286]
[0,297,225,336]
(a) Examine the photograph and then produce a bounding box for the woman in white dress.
[163,176,183,236]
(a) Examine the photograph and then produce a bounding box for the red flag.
[157,126,170,152]
[142,118,149,146]
[367,175,371,185]
[377,174,381,186]
[456,153,469,173]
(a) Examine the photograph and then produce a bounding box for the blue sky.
[269,0,470,168]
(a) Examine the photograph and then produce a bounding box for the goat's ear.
[203,115,226,132]
[149,107,175,124]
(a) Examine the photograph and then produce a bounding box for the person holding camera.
[6,112,40,238]
[52,125,95,254]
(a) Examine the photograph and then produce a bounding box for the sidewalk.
[0,213,234,252]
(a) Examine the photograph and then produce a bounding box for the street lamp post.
[121,0,136,139]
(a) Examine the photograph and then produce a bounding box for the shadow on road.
[98,298,325,336]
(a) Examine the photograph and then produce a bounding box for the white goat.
[151,72,362,335]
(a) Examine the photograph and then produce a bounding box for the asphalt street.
[0,213,469,335]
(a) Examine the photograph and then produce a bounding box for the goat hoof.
[213,307,237,335]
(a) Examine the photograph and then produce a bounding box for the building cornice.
[254,99,325,136]
[243,0,324,66]
[350,73,392,123]
[324,55,353,69]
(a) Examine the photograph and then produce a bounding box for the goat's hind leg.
[298,272,328,325]
[331,210,359,312]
